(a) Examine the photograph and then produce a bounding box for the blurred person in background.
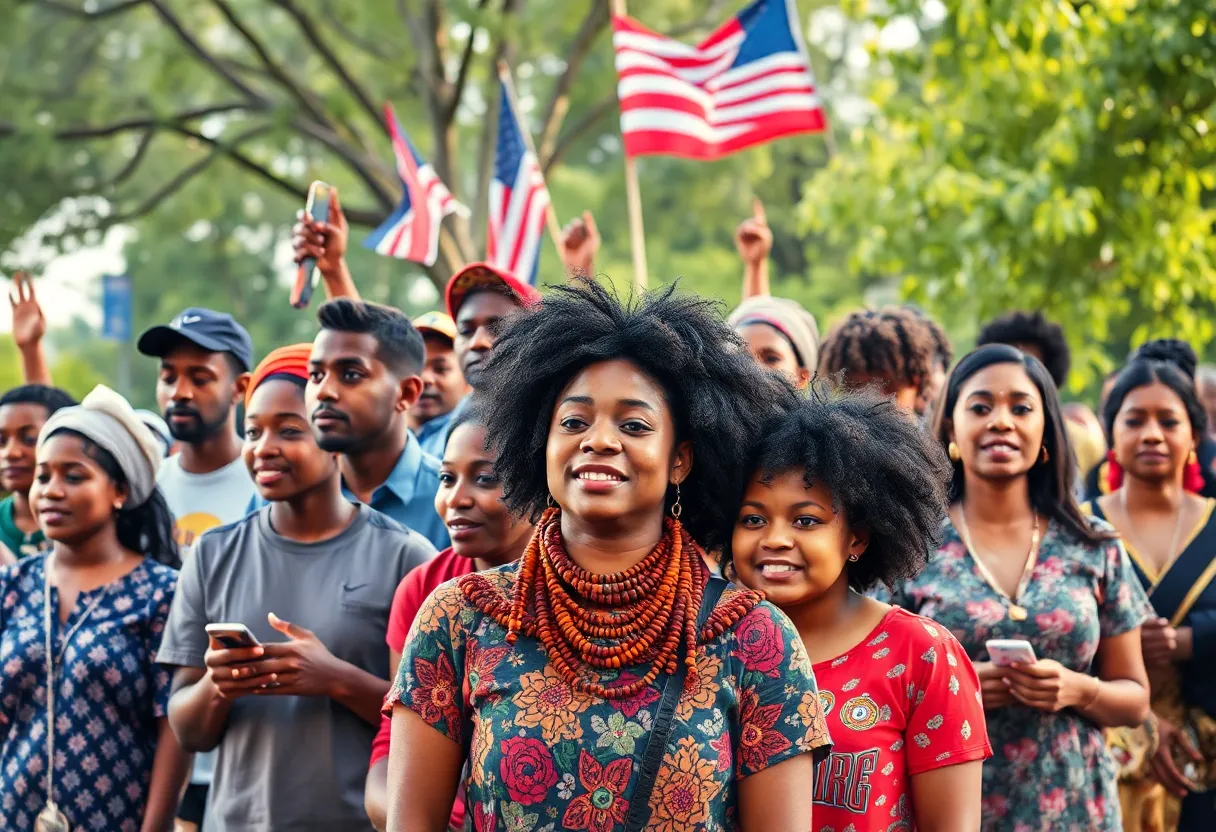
[729,202,821,390]
[138,308,256,830]
[1196,365,1216,437]
[892,344,1151,832]
[0,385,76,564]
[364,403,534,831]
[911,306,954,420]
[136,408,175,458]
[730,389,990,830]
[818,306,938,413]
[408,312,469,459]
[0,385,187,831]
[1089,358,1216,832]
[977,309,1072,390]
[160,345,435,832]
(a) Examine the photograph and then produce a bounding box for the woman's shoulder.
[880,606,966,654]
[138,558,180,590]
[0,551,43,588]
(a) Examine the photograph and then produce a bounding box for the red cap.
[445,262,542,320]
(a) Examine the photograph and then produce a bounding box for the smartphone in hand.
[986,639,1037,667]
[292,181,332,309]
[205,623,261,650]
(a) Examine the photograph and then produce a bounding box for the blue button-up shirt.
[247,433,449,550]
[414,409,455,460]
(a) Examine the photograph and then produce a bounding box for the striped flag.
[487,82,551,283]
[365,103,468,266]
[613,0,826,160]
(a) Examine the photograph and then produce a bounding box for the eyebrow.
[560,395,657,412]
[965,389,1035,399]
[309,356,370,369]
[741,499,828,511]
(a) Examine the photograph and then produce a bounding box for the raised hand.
[734,198,772,267]
[560,210,601,279]
[293,186,349,277]
[9,272,46,349]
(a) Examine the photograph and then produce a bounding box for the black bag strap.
[623,576,727,832]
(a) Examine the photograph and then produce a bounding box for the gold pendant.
[35,802,70,832]
[1009,605,1028,622]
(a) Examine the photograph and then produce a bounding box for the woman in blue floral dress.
[385,282,832,831]
[0,386,187,831]
[891,346,1153,832]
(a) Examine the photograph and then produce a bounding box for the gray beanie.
[729,295,821,371]
[38,385,162,507]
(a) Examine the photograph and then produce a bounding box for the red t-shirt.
[811,607,992,830]
[371,548,475,827]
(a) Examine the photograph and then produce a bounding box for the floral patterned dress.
[0,554,177,831]
[387,563,832,832]
[890,518,1152,832]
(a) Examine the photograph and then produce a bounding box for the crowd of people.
[0,199,1212,832]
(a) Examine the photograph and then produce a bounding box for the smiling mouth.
[576,472,624,482]
[982,442,1019,453]
[758,563,801,577]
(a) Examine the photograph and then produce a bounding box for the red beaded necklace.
[460,508,760,700]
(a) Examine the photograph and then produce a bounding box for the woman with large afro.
[384,280,832,831]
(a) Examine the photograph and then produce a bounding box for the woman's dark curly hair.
[933,344,1111,545]
[977,310,1071,389]
[478,279,794,551]
[1102,359,1207,444]
[730,385,952,591]
[819,307,937,394]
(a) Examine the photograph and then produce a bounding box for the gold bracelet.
[1080,675,1102,709]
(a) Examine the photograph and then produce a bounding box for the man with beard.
[136,306,254,831]
[408,311,469,458]
[305,298,449,550]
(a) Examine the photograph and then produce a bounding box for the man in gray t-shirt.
[157,504,435,831]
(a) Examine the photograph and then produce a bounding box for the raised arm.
[293,186,360,301]
[736,199,772,301]
[10,272,51,385]
[558,211,601,282]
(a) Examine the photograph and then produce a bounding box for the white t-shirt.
[157,453,256,787]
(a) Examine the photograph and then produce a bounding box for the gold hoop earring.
[948,442,961,462]
[1189,449,1198,466]
[547,494,557,509]
[670,483,683,519]
[848,554,860,562]
[1040,446,1050,464]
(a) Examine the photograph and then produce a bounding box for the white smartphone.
[205,623,261,650]
[986,639,1037,667]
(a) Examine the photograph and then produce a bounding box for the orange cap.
[245,343,312,408]
[413,311,457,344]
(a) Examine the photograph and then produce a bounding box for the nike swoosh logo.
[343,582,369,592]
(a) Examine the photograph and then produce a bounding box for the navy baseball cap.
[137,307,254,371]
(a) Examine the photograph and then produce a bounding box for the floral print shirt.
[0,554,177,831]
[890,518,1152,832]
[387,564,832,832]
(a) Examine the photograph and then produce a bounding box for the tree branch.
[321,7,393,62]
[107,128,156,186]
[542,93,617,174]
[27,0,147,19]
[0,102,258,140]
[210,0,334,131]
[538,0,610,163]
[147,0,264,104]
[271,0,382,129]
[445,0,494,121]
[290,119,396,211]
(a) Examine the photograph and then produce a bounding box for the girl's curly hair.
[478,279,794,551]
[729,385,952,591]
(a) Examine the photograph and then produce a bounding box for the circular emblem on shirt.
[840,694,880,731]
[818,690,835,716]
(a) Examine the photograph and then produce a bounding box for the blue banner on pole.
[101,274,132,342]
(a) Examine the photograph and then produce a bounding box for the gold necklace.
[956,508,1041,622]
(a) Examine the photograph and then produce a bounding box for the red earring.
[1184,450,1204,493]
[1106,450,1124,492]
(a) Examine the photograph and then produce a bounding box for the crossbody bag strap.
[623,577,727,832]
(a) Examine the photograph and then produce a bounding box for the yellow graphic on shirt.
[175,512,222,549]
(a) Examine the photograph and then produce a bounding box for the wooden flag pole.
[611,0,648,290]
[497,61,566,267]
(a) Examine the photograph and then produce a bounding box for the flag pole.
[497,61,566,267]
[611,0,648,290]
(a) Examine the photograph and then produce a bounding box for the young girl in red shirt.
[730,388,992,830]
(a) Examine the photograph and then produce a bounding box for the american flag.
[487,81,551,283]
[365,103,468,266]
[613,0,826,160]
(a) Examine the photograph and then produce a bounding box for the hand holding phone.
[291,181,333,309]
[205,622,261,650]
[986,639,1037,668]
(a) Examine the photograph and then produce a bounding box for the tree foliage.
[803,0,1216,387]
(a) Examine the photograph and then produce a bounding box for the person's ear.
[670,441,694,485]
[397,375,424,412]
[847,527,870,561]
[234,372,251,404]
